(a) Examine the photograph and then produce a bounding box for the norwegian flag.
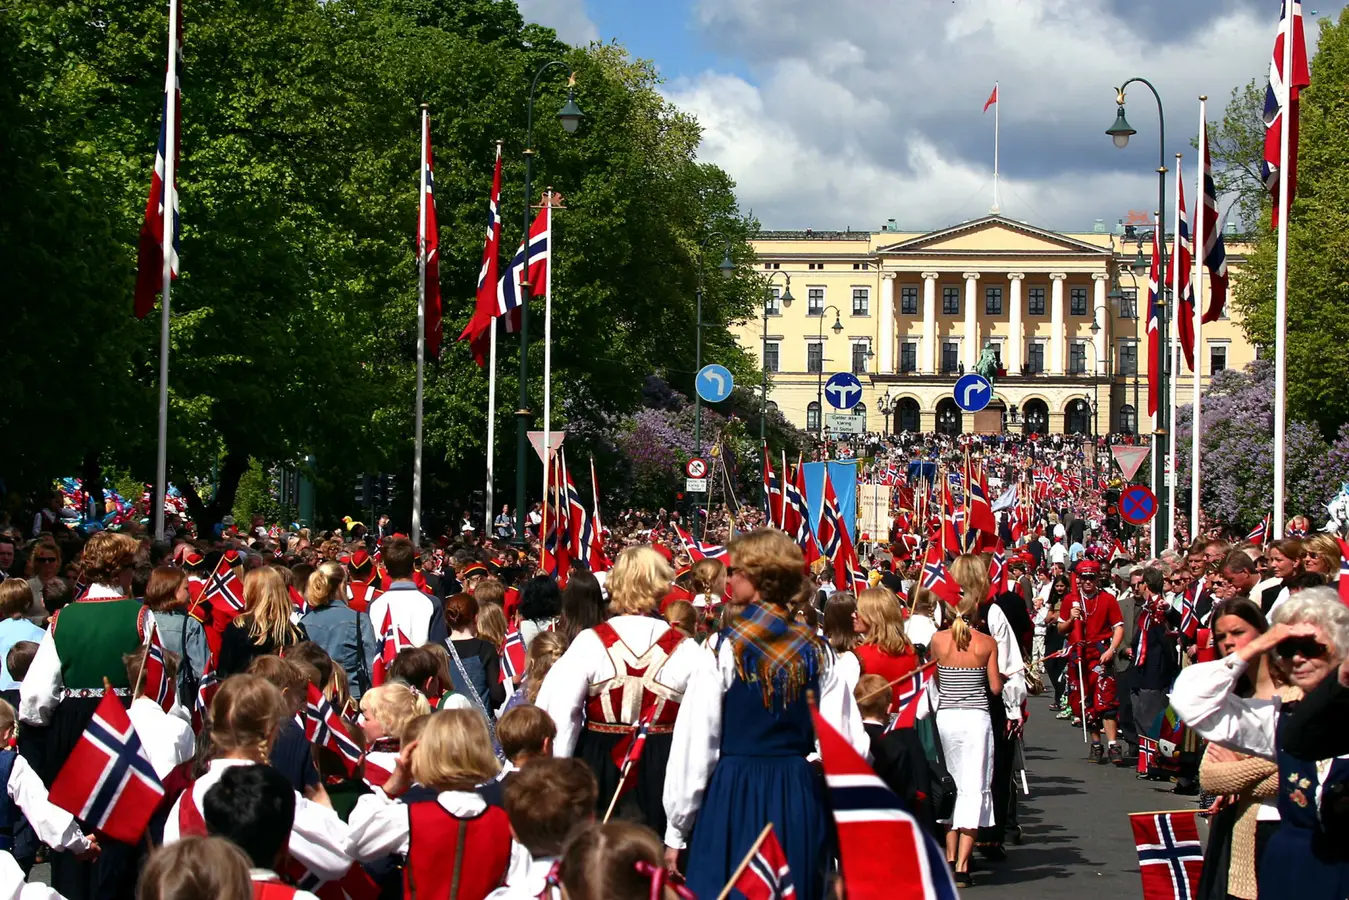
[816,472,846,560]
[458,141,503,366]
[419,109,442,359]
[783,463,811,548]
[371,608,413,689]
[1246,515,1270,546]
[496,207,550,331]
[1136,735,1158,775]
[1262,0,1311,229]
[1146,221,1162,417]
[304,684,362,776]
[1336,538,1349,606]
[1197,118,1230,323]
[202,555,245,618]
[811,704,958,900]
[289,585,310,616]
[1129,811,1203,900]
[883,663,935,733]
[1177,590,1200,641]
[673,524,730,563]
[542,456,571,581]
[193,663,221,732]
[289,861,381,900]
[966,465,997,536]
[763,449,784,527]
[133,0,183,319]
[565,464,594,571]
[1041,646,1072,662]
[988,547,1008,597]
[588,457,612,573]
[49,693,165,845]
[500,627,527,684]
[920,545,961,607]
[833,523,868,595]
[1171,160,1197,372]
[141,628,175,713]
[731,825,796,900]
[610,708,655,799]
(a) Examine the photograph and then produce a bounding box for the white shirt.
[1048,543,1068,566]
[905,615,937,648]
[20,585,154,727]
[0,850,65,900]
[127,697,196,779]
[163,758,352,881]
[486,855,559,900]
[1168,656,1279,760]
[663,635,869,851]
[984,604,1027,721]
[367,583,435,649]
[5,753,92,854]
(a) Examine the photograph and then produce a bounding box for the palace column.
[963,272,981,370]
[921,272,939,374]
[1007,272,1025,374]
[1049,272,1067,375]
[878,272,896,374]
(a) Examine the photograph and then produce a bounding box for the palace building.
[732,214,1253,437]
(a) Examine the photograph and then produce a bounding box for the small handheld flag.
[304,683,363,776]
[500,627,527,684]
[604,708,656,821]
[49,692,165,845]
[1129,811,1203,900]
[883,663,935,733]
[141,628,175,713]
[725,824,796,900]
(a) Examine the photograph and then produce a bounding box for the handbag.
[916,715,958,821]
[445,638,504,760]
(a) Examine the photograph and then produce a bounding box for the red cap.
[1076,559,1102,576]
[348,549,373,574]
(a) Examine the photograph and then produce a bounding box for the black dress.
[216,620,307,677]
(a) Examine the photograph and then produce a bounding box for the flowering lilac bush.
[1174,360,1349,527]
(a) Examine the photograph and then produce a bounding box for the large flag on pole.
[982,84,998,112]
[1198,119,1230,324]
[1146,222,1162,417]
[1171,160,1196,372]
[134,0,182,319]
[458,142,503,366]
[1262,0,1310,229]
[420,113,442,360]
[496,209,550,333]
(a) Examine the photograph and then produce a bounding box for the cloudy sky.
[518,0,1343,233]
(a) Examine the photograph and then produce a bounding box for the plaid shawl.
[725,602,823,709]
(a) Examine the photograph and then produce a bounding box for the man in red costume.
[1056,559,1125,764]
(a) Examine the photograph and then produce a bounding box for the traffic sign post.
[825,413,863,435]
[953,373,993,413]
[685,458,708,479]
[1119,485,1158,526]
[824,372,863,410]
[696,365,734,404]
[685,478,708,493]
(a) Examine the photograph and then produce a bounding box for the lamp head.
[718,248,736,280]
[1132,243,1148,274]
[831,316,843,334]
[557,77,583,134]
[1106,100,1135,149]
[780,285,794,306]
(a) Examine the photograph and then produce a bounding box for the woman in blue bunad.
[1170,587,1349,900]
[677,528,868,900]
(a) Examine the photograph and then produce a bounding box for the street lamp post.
[514,62,583,545]
[814,305,844,440]
[1107,79,1170,551]
[693,233,735,538]
[760,272,793,446]
[877,390,897,436]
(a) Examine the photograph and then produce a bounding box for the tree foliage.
[1231,7,1349,442]
[1,0,760,532]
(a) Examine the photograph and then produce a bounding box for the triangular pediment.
[877,215,1110,257]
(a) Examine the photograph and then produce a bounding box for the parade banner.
[804,461,858,542]
[857,482,888,542]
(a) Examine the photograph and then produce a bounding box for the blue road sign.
[696,364,734,403]
[1119,485,1158,526]
[953,373,993,412]
[824,372,864,410]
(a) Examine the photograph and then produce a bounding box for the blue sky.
[519,0,1345,232]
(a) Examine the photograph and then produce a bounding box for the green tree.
[1205,79,1268,231]
[1233,7,1349,441]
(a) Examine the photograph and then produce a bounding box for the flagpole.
[1191,99,1207,546]
[992,80,1001,214]
[540,193,554,522]
[1168,156,1183,549]
[486,315,497,536]
[153,0,179,543]
[412,105,429,547]
[1150,213,1160,556]
[1273,9,1294,539]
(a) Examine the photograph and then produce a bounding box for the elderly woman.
[1170,587,1349,899]
[536,546,716,839]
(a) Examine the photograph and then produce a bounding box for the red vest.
[404,802,512,900]
[253,882,298,900]
[177,784,207,838]
[348,581,372,614]
[583,623,684,732]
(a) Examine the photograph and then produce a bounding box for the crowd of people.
[0,454,1345,899]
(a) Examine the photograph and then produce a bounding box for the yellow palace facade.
[732,214,1253,437]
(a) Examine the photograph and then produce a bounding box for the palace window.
[1069,342,1088,375]
[1210,342,1228,373]
[765,288,781,316]
[942,287,960,315]
[764,342,780,373]
[807,287,824,315]
[900,342,918,373]
[1120,288,1138,319]
[1070,286,1089,316]
[900,286,919,315]
[941,341,960,374]
[985,286,1003,316]
[806,401,821,432]
[807,342,823,373]
[852,342,871,374]
[1028,287,1046,316]
[1027,342,1045,374]
[852,287,869,316]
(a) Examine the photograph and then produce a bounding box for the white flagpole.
[992,81,1001,214]
[1191,98,1207,546]
[153,0,179,543]
[485,315,497,536]
[541,195,555,515]
[1150,213,1160,556]
[1168,157,1182,550]
[1273,10,1294,539]
[413,105,428,546]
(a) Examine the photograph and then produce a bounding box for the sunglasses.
[1275,637,1327,661]
[35,556,58,564]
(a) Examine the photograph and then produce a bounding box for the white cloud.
[516,0,599,45]
[667,0,1338,231]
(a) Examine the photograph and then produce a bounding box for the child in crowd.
[489,758,597,900]
[137,836,254,900]
[247,656,322,798]
[556,821,686,900]
[662,600,696,639]
[496,705,556,772]
[502,632,565,714]
[346,709,513,899]
[122,647,195,780]
[853,674,935,835]
[162,675,350,883]
[355,682,430,787]
[0,698,98,873]
[202,764,320,900]
[1,642,38,712]
[0,581,44,707]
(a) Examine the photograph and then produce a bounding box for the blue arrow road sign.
[696,364,734,403]
[954,373,993,412]
[824,372,863,410]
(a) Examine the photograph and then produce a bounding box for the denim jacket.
[300,601,378,699]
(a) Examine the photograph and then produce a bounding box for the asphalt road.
[969,694,1209,897]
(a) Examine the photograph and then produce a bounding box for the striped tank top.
[937,665,989,711]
